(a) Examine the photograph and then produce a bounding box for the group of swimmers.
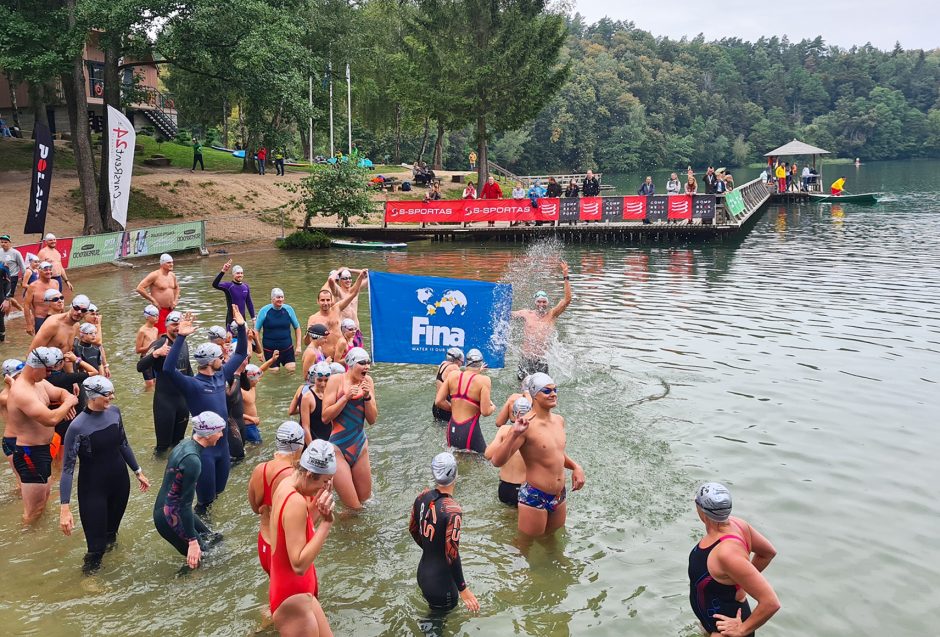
[0,243,780,636]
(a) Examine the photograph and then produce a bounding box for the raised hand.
[231,304,245,327]
[178,312,196,336]
[222,259,232,272]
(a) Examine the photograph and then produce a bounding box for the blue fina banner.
[368,271,513,367]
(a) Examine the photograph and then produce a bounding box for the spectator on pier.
[724,173,735,190]
[563,179,580,198]
[703,167,718,194]
[462,181,477,200]
[546,177,562,198]
[480,176,502,200]
[637,176,655,196]
[774,162,787,193]
[424,183,443,202]
[511,182,526,199]
[790,163,799,192]
[666,173,682,195]
[582,170,600,196]
[760,168,769,184]
[685,175,698,195]
[784,162,791,191]
[714,174,728,194]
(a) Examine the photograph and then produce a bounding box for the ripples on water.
[1,162,939,635]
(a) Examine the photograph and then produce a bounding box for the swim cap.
[341,318,356,331]
[26,347,64,369]
[695,482,732,522]
[338,268,352,279]
[26,253,38,263]
[300,439,336,475]
[534,291,548,300]
[512,397,532,419]
[143,304,159,318]
[160,253,173,265]
[193,342,224,366]
[83,376,114,397]
[346,347,371,367]
[207,325,227,341]
[271,287,284,300]
[431,452,457,486]
[275,421,305,453]
[245,364,262,380]
[79,322,97,335]
[192,411,226,437]
[71,294,91,310]
[307,323,329,339]
[520,374,534,393]
[308,361,332,383]
[329,362,346,375]
[528,372,555,396]
[445,347,464,363]
[88,303,98,313]
[232,265,244,275]
[467,349,484,367]
[2,359,25,377]
[45,232,56,240]
[39,261,53,270]
[43,288,62,301]
[165,311,182,325]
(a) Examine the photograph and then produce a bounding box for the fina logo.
[412,287,467,347]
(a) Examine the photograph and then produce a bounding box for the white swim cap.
[2,359,25,377]
[232,265,244,275]
[160,253,173,265]
[143,304,159,318]
[512,397,532,419]
[445,347,464,363]
[695,482,732,522]
[431,452,457,486]
[26,347,64,369]
[308,361,332,383]
[271,287,285,300]
[43,288,62,301]
[192,411,226,437]
[341,318,356,331]
[207,325,227,341]
[300,439,336,475]
[79,322,97,335]
[245,364,262,380]
[528,372,555,396]
[329,362,346,375]
[275,421,305,453]
[83,376,114,397]
[346,347,371,367]
[71,294,91,310]
[465,348,484,367]
[45,232,56,240]
[193,343,224,366]
[165,310,183,325]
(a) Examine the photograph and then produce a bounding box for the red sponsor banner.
[15,239,73,268]
[579,197,602,221]
[384,200,464,223]
[622,196,647,220]
[667,195,693,220]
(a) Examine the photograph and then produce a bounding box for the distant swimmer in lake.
[830,176,846,196]
[488,373,584,537]
[435,349,494,454]
[511,262,571,380]
[689,482,780,637]
[432,347,463,422]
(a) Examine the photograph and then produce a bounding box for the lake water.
[1,160,938,635]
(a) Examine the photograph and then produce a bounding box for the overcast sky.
[573,1,940,51]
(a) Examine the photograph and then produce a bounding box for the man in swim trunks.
[135,253,179,336]
[486,394,532,507]
[488,373,585,537]
[409,452,480,614]
[136,305,160,389]
[37,233,73,292]
[689,482,780,637]
[327,267,368,347]
[511,262,571,380]
[2,358,25,491]
[213,260,256,329]
[30,294,92,364]
[6,347,79,524]
[308,270,367,354]
[23,261,61,335]
[434,349,495,454]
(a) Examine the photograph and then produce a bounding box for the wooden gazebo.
[765,139,830,192]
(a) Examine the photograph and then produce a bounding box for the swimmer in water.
[30,294,93,368]
[510,262,571,380]
[23,261,60,335]
[136,305,160,390]
[302,323,332,375]
[338,318,357,360]
[409,452,480,613]
[486,391,532,507]
[434,349,495,454]
[326,267,369,347]
[248,421,305,575]
[292,362,334,444]
[307,272,366,355]
[488,373,585,537]
[255,288,302,372]
[432,348,464,422]
[152,411,226,568]
[1,358,25,493]
[73,322,108,378]
[212,260,256,329]
[136,311,192,453]
[269,440,336,636]
[689,483,780,637]
[135,254,179,336]
[320,347,377,510]
[242,358,278,443]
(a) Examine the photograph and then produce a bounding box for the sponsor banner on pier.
[667,195,693,220]
[385,200,464,223]
[622,196,647,220]
[647,196,669,223]
[693,195,716,221]
[579,197,603,221]
[601,197,623,221]
[368,271,512,368]
[464,200,558,222]
[559,197,581,222]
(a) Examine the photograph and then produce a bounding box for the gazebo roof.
[764,139,830,156]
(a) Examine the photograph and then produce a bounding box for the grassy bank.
[0,137,77,171]
[69,186,182,221]
[135,135,244,172]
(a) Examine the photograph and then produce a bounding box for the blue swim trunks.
[518,482,567,512]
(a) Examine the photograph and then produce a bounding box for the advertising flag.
[107,105,136,229]
[24,122,54,234]
[368,271,513,367]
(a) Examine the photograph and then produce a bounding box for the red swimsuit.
[257,461,293,575]
[269,491,318,614]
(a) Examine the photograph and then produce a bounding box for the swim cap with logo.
[245,364,262,380]
[88,303,98,313]
[520,374,534,394]
[2,359,25,377]
[695,482,732,522]
[39,261,53,270]
[465,349,484,366]
[445,347,464,363]
[207,325,227,341]
[346,347,371,367]
[329,362,346,375]
[307,323,329,339]
[512,397,532,419]
[275,421,305,453]
[143,304,159,318]
[300,439,336,475]
[83,376,114,397]
[527,372,555,396]
[534,291,548,300]
[79,322,97,335]
[26,347,64,369]
[192,411,227,437]
[193,343,224,366]
[431,452,457,486]
[165,311,183,325]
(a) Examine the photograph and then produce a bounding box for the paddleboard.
[807,192,879,204]
[331,239,407,250]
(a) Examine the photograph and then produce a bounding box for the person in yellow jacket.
[830,176,846,196]
[774,163,787,193]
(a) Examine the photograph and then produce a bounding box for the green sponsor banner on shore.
[67,221,204,268]
[725,190,746,217]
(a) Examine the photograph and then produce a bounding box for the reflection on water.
[1,161,939,635]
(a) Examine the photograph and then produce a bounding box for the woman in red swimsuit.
[269,439,336,636]
[247,421,306,575]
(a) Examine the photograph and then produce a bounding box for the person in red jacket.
[256,147,267,176]
[480,176,502,199]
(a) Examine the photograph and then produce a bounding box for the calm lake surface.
[1,160,938,635]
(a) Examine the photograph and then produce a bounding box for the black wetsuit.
[59,406,140,555]
[46,370,89,440]
[137,334,192,452]
[409,488,467,611]
[432,361,455,422]
[301,384,332,441]
[0,267,9,342]
[226,371,250,460]
[153,438,211,555]
[73,338,103,370]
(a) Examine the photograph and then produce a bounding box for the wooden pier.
[320,178,772,244]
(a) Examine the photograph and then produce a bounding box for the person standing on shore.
[37,234,72,293]
[135,254,179,336]
[637,176,655,195]
[0,234,26,299]
[468,150,477,170]
[689,482,780,637]
[480,176,503,200]
[191,138,204,172]
[274,148,285,176]
[257,147,267,175]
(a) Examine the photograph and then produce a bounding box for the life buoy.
[93,83,103,97]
